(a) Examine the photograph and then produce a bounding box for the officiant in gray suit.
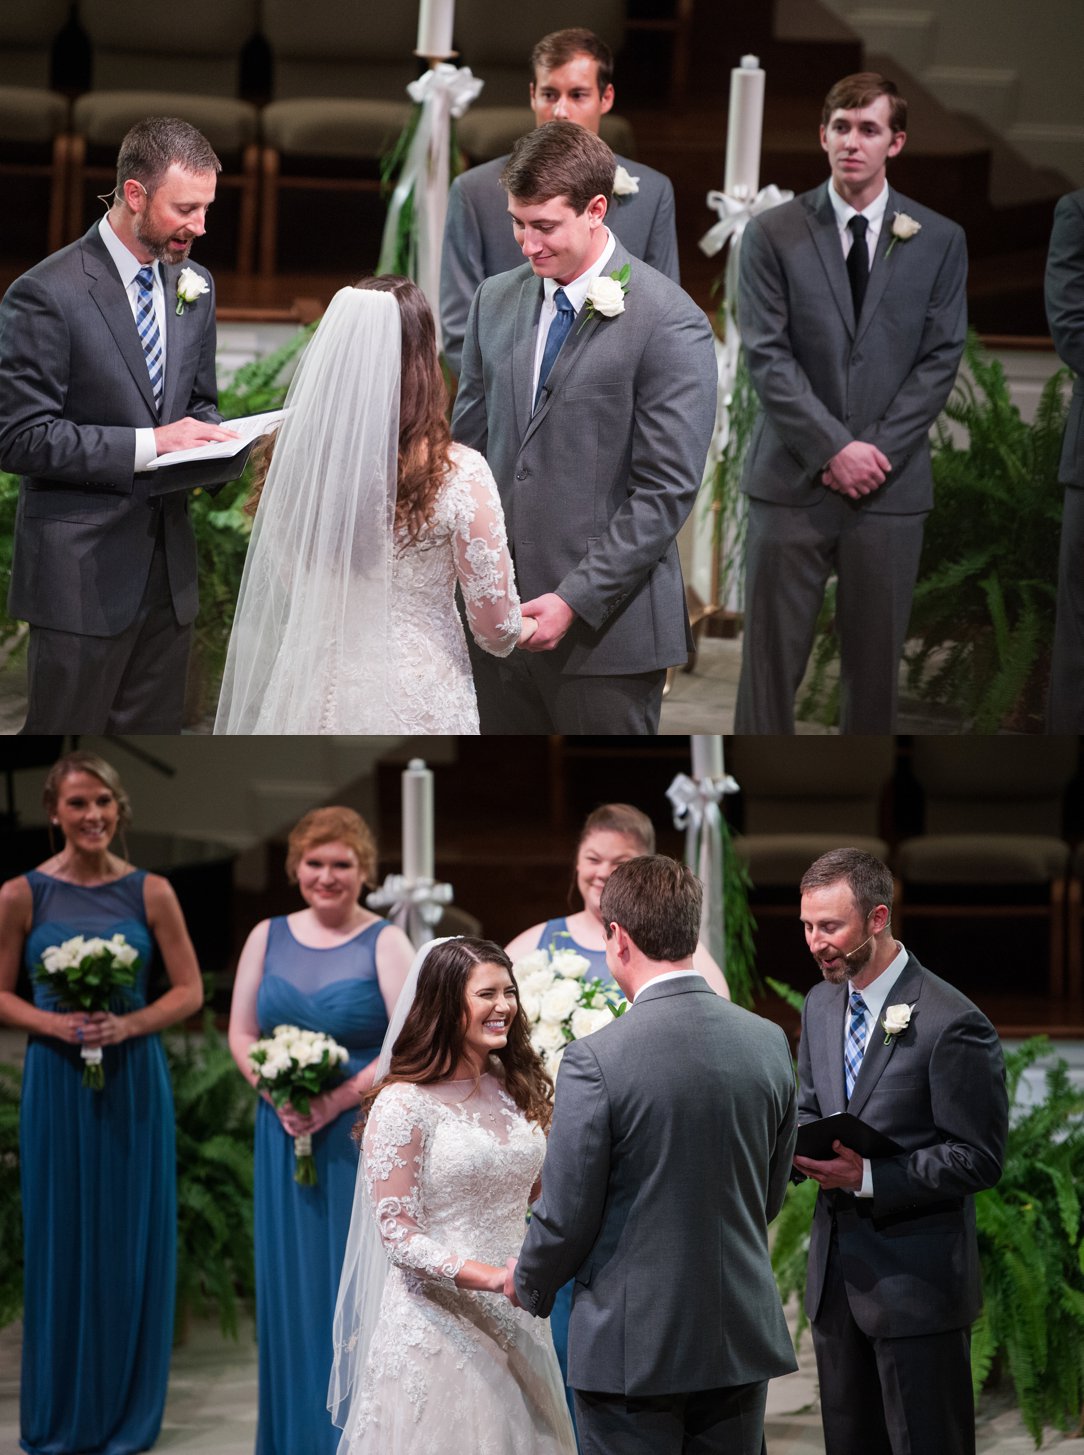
[734,73,968,733]
[512,855,797,1455]
[451,121,716,734]
[0,116,236,734]
[440,26,679,378]
[794,848,1007,1455]
[1045,186,1084,731]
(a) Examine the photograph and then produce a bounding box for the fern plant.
[796,333,1069,731]
[165,1013,256,1341]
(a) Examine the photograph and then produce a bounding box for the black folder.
[795,1113,903,1161]
[142,439,258,497]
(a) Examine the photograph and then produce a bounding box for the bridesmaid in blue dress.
[505,803,729,1441]
[228,805,414,1455]
[0,750,204,1455]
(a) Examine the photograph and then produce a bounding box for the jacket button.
[515,469,528,481]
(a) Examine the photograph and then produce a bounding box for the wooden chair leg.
[66,132,86,242]
[236,142,259,276]
[259,146,280,277]
[1049,876,1066,999]
[48,133,69,253]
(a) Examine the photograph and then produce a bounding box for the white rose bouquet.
[33,933,141,1090]
[513,937,627,1077]
[248,1024,350,1184]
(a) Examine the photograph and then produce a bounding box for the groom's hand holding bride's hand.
[519,594,575,651]
[503,1257,521,1308]
[153,417,241,455]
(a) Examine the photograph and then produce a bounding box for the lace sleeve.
[449,446,522,659]
[362,1085,464,1284]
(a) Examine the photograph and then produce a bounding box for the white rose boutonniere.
[881,1002,915,1045]
[579,263,631,333]
[884,211,921,260]
[176,266,210,315]
[612,165,640,200]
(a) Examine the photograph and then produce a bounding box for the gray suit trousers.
[735,493,925,733]
[573,1382,768,1455]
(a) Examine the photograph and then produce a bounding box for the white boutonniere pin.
[175,266,210,315]
[881,1002,914,1045]
[579,263,631,333]
[613,165,640,200]
[884,211,921,259]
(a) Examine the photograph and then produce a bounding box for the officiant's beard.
[134,216,194,265]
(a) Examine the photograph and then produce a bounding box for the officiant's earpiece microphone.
[841,931,875,961]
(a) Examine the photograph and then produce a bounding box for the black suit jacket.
[798,953,1007,1338]
[0,223,219,635]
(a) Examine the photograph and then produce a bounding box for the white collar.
[827,178,889,231]
[98,214,160,291]
[848,941,909,1024]
[633,969,703,1002]
[543,228,617,314]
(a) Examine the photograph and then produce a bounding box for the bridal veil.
[215,287,401,733]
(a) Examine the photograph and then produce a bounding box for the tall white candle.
[691,735,724,780]
[417,0,454,58]
[402,759,434,883]
[724,55,765,199]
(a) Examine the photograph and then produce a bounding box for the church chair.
[66,0,260,274]
[0,0,72,259]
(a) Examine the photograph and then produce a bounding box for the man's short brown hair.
[501,120,616,213]
[115,116,221,197]
[600,856,702,963]
[799,847,894,922]
[821,72,907,134]
[531,28,614,93]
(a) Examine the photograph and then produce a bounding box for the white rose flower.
[83,937,108,958]
[892,212,921,240]
[549,949,592,980]
[612,165,640,197]
[520,967,557,998]
[881,1003,914,1042]
[531,1022,566,1055]
[512,950,551,979]
[176,266,210,310]
[540,979,582,1024]
[585,275,626,319]
[570,1005,615,1040]
[519,990,542,1024]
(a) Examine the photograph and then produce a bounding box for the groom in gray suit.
[440,26,680,378]
[735,73,968,732]
[451,121,716,733]
[795,848,1007,1455]
[512,855,798,1454]
[0,116,235,733]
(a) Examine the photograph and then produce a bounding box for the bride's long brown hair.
[246,274,453,545]
[356,938,554,1139]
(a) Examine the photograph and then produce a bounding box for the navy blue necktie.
[135,264,163,411]
[534,288,574,408]
[844,990,868,1102]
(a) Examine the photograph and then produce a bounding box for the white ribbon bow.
[666,772,739,831]
[366,873,454,928]
[698,184,794,257]
[379,64,484,350]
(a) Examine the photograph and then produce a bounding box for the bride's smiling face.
[460,961,519,1068]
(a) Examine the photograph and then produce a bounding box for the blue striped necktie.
[135,263,163,411]
[534,287,574,408]
[844,990,868,1101]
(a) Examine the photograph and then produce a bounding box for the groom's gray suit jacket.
[515,978,798,1395]
[0,222,219,636]
[441,153,680,377]
[797,953,1007,1338]
[738,182,967,514]
[451,238,716,677]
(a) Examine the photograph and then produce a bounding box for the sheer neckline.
[33,867,139,889]
[282,914,382,952]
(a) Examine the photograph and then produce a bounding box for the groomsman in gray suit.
[440,26,679,378]
[735,73,968,732]
[1045,186,1084,731]
[512,855,797,1455]
[0,116,236,734]
[451,121,716,733]
[794,848,1007,1455]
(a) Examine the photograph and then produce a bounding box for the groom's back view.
[514,856,798,1454]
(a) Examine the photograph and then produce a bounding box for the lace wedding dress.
[337,1075,575,1455]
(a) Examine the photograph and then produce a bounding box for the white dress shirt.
[828,179,889,271]
[98,215,164,470]
[531,228,617,403]
[633,969,702,1002]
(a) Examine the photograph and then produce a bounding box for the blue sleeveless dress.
[253,916,391,1455]
[536,918,614,1443]
[20,869,175,1455]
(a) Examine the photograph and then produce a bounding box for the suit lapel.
[519,239,630,449]
[818,985,850,1117]
[161,264,182,423]
[511,272,543,441]
[82,227,159,420]
[805,185,856,335]
[847,957,925,1118]
[854,189,899,346]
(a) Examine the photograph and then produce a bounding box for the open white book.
[145,409,286,470]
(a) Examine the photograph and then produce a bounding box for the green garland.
[378,106,463,283]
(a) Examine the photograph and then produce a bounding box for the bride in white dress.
[329,937,575,1455]
[214,278,533,733]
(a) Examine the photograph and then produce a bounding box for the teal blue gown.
[20,869,175,1455]
[253,916,390,1455]
[534,919,614,1443]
